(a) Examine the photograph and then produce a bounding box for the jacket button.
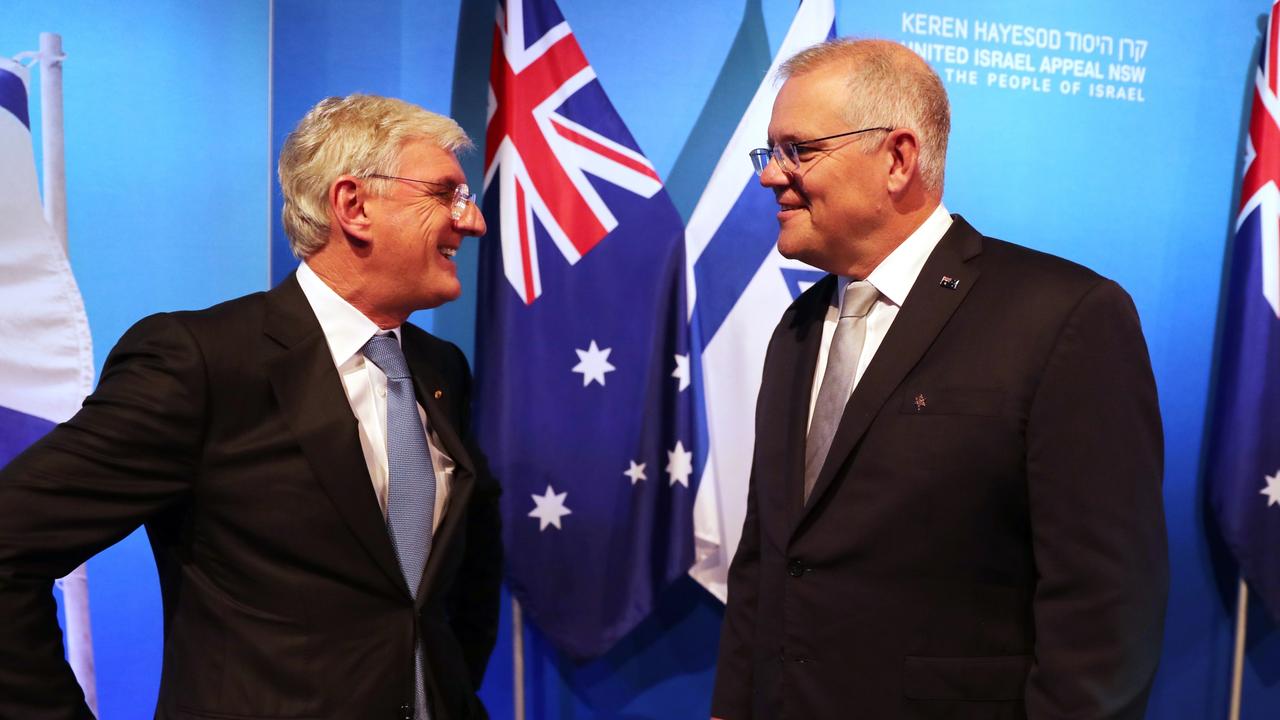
[399,704,413,720]
[787,559,805,577]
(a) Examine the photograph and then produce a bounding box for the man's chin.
[411,283,462,313]
[776,234,815,264]
[775,233,799,259]
[436,283,463,306]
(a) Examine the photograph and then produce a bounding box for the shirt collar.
[842,202,953,308]
[295,262,400,367]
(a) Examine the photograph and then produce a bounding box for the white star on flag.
[666,440,693,487]
[529,485,572,530]
[624,460,647,485]
[672,353,690,392]
[1261,470,1280,507]
[572,340,616,387]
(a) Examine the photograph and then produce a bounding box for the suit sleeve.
[445,344,504,692]
[0,313,205,719]
[1024,280,1168,720]
[710,456,762,720]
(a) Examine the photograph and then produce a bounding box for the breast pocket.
[899,388,1008,417]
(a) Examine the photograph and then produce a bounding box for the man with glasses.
[0,94,501,719]
[712,40,1167,719]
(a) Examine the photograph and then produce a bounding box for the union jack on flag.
[475,0,697,660]
[483,0,664,305]
[1207,0,1280,623]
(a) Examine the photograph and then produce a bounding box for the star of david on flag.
[475,0,696,659]
[1207,0,1280,623]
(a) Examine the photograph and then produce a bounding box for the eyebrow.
[378,174,465,191]
[766,130,801,147]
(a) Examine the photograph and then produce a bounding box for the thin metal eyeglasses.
[367,174,477,220]
[749,127,893,176]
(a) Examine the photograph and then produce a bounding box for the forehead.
[395,138,464,182]
[768,70,849,142]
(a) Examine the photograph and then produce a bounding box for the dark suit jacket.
[0,274,503,720]
[711,217,1168,720]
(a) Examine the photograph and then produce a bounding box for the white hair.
[780,38,950,191]
[278,94,472,258]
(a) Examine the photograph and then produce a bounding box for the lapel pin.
[433,390,443,399]
[914,393,928,412]
[939,276,960,290]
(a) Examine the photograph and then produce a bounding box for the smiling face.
[763,69,893,277]
[363,138,486,315]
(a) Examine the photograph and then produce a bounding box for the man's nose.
[454,200,487,237]
[758,157,789,189]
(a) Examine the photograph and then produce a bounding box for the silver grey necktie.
[803,280,880,504]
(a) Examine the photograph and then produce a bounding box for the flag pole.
[37,31,98,716]
[54,566,96,715]
[39,32,67,252]
[512,595,526,720]
[1229,577,1248,720]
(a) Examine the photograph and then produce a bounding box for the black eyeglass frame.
[749,126,894,176]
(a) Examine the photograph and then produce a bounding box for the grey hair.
[779,38,950,191]
[278,94,473,258]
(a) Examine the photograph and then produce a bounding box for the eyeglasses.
[367,174,477,220]
[748,127,893,176]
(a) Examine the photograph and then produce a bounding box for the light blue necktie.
[363,332,436,719]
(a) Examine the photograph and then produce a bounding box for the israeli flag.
[687,0,835,601]
[0,57,92,457]
[0,55,97,709]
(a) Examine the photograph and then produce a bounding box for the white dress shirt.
[807,204,954,429]
[296,262,451,531]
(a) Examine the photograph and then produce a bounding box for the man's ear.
[330,176,374,242]
[885,129,921,194]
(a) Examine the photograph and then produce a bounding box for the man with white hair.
[0,94,501,720]
[712,39,1167,719]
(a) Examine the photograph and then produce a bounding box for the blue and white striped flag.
[0,57,92,460]
[0,54,97,709]
[686,0,835,601]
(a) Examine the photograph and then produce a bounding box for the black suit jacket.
[0,275,503,720]
[712,217,1168,720]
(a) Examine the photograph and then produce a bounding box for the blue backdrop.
[1,2,268,715]
[1,0,1274,717]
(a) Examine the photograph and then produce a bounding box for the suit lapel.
[401,332,475,603]
[264,274,407,593]
[796,217,985,530]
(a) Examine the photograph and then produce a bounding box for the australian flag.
[1207,0,1280,623]
[474,0,695,659]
